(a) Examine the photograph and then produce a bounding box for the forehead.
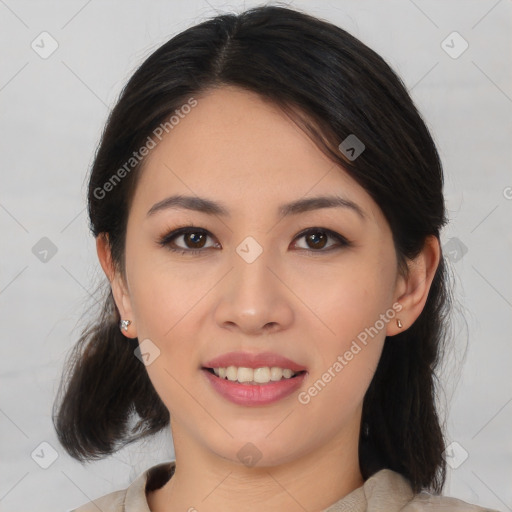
[130,85,381,224]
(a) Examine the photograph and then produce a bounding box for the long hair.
[53,5,450,494]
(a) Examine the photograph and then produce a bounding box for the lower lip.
[202,369,307,406]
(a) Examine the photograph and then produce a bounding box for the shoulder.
[69,461,175,512]
[371,469,501,512]
[403,491,502,511]
[69,488,127,512]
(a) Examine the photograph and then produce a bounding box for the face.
[108,85,409,468]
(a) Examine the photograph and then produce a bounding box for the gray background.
[0,0,511,510]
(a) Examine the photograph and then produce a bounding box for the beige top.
[70,461,500,512]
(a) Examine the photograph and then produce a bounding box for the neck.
[148,419,364,512]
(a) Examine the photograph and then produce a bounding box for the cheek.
[299,346,381,437]
[126,247,213,340]
[300,274,391,420]
[309,252,396,339]
[303,245,397,397]
[125,257,205,416]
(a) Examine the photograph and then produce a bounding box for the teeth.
[226,366,238,381]
[237,367,253,383]
[270,367,283,381]
[211,366,299,384]
[254,367,270,383]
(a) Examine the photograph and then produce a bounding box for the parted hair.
[53,4,451,494]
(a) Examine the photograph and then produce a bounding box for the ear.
[387,235,441,336]
[96,233,138,338]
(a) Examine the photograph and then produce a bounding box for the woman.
[53,5,500,511]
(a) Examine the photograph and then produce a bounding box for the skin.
[97,85,440,512]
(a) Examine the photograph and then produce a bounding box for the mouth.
[202,366,307,385]
[201,363,308,406]
[200,351,308,405]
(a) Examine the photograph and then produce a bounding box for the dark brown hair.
[53,4,450,494]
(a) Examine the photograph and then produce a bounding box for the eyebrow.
[147,194,366,221]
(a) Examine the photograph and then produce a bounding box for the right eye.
[157,225,219,255]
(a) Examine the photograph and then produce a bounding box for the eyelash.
[157,224,352,256]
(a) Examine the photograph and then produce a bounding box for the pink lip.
[202,368,307,406]
[202,351,307,372]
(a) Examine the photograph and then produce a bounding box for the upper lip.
[203,351,307,372]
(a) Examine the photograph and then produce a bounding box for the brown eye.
[305,231,328,250]
[183,231,207,249]
[293,227,350,253]
[158,226,218,255]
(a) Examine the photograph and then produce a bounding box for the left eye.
[158,226,351,255]
[293,227,350,252]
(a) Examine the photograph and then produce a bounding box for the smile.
[208,365,303,384]
[202,367,307,406]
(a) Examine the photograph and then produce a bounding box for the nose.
[213,243,294,336]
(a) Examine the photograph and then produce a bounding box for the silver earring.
[120,319,131,332]
[396,319,403,329]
